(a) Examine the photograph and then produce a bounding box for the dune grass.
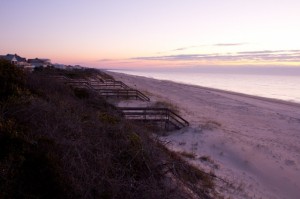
[0,62,217,199]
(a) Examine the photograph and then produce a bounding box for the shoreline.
[108,70,300,199]
[107,70,300,107]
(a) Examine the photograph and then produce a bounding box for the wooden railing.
[94,89,150,101]
[89,81,130,89]
[118,107,189,130]
[51,75,189,130]
[52,75,150,101]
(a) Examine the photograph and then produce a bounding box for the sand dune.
[108,71,300,199]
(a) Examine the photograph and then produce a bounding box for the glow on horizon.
[1,0,300,69]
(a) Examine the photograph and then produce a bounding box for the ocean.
[110,67,300,103]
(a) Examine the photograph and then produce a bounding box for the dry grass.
[160,147,216,198]
[179,151,197,159]
[152,100,180,114]
[0,66,219,199]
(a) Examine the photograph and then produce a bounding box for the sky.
[1,0,300,69]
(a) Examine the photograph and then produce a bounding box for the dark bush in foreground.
[0,67,216,199]
[0,59,25,100]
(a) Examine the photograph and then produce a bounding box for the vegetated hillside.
[0,60,216,199]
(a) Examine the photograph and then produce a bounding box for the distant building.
[27,58,52,67]
[53,64,67,69]
[0,54,27,66]
[74,65,84,69]
[52,64,84,70]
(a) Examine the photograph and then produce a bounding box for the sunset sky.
[1,0,300,69]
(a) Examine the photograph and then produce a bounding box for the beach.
[108,71,300,199]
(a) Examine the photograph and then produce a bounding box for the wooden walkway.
[119,107,189,130]
[53,75,149,101]
[52,73,188,130]
[94,88,150,101]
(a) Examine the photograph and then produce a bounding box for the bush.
[0,59,25,101]
[73,88,90,99]
[0,68,216,199]
[0,117,66,199]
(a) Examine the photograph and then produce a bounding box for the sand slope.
[108,71,300,199]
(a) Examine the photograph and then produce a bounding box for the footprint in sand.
[285,159,296,166]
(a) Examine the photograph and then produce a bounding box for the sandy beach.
[108,71,300,199]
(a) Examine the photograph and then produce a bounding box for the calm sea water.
[110,68,300,103]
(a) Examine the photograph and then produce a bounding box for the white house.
[27,58,52,67]
[0,54,27,66]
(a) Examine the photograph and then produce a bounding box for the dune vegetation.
[0,60,217,199]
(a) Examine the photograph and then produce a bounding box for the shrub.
[0,68,217,198]
[0,59,25,101]
[152,100,179,114]
[0,117,66,199]
[73,88,90,99]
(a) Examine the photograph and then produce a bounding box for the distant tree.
[0,59,25,101]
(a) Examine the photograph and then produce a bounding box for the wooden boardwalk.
[53,75,149,101]
[52,73,188,130]
[94,88,149,101]
[119,107,189,130]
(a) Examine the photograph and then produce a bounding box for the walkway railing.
[52,75,150,101]
[95,89,150,101]
[118,107,189,130]
[51,74,189,130]
[89,81,130,89]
